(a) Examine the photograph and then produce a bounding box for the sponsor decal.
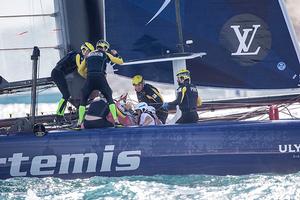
[292,74,300,87]
[219,14,272,66]
[147,0,172,25]
[277,62,286,71]
[231,24,261,56]
[89,51,103,57]
[0,145,141,177]
[279,144,300,153]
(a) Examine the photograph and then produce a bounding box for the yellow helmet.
[81,42,94,52]
[96,39,110,50]
[176,69,190,81]
[132,75,144,85]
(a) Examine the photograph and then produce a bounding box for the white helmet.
[135,102,148,112]
[147,106,156,114]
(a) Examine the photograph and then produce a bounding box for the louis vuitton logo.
[231,24,261,56]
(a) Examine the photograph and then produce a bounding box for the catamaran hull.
[0,120,300,179]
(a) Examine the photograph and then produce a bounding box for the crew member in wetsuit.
[77,39,124,127]
[51,42,94,122]
[163,69,201,124]
[132,75,168,124]
[82,93,114,129]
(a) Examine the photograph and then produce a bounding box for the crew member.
[82,92,114,129]
[163,69,201,124]
[135,102,156,126]
[106,94,137,126]
[77,39,124,127]
[51,42,94,122]
[132,75,168,124]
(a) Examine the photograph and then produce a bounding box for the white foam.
[0,103,57,119]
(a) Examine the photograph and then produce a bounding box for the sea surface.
[1,94,300,199]
[0,173,300,200]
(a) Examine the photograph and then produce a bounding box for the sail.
[0,0,61,82]
[105,0,300,89]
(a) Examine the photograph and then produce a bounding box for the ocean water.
[0,173,300,200]
[0,92,60,119]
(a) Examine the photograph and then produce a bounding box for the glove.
[110,49,118,56]
[162,102,168,110]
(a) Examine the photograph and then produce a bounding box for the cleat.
[114,122,123,128]
[69,122,81,130]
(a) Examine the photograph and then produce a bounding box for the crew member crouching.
[132,75,168,124]
[163,69,201,124]
[82,92,114,129]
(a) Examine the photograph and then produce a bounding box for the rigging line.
[253,101,299,120]
[0,46,59,51]
[281,95,300,104]
[245,107,269,121]
[282,106,300,112]
[198,109,268,121]
[256,114,269,121]
[204,98,300,106]
[287,101,300,108]
[239,105,288,120]
[1,84,55,96]
[243,110,268,120]
[198,114,244,122]
[279,104,299,119]
[280,110,298,119]
[241,111,268,121]
[264,103,291,120]
[256,103,287,121]
[236,106,268,120]
[0,13,54,18]
[37,86,55,94]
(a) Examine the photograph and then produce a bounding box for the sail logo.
[231,25,261,56]
[279,144,300,153]
[220,14,272,66]
[277,62,286,71]
[147,0,172,25]
[0,145,141,177]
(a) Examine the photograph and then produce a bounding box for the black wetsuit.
[51,51,79,100]
[169,82,199,124]
[136,83,168,124]
[80,49,119,106]
[83,99,113,129]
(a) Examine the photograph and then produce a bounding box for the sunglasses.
[81,47,89,54]
[133,83,143,87]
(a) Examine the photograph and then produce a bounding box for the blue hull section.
[0,121,300,179]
